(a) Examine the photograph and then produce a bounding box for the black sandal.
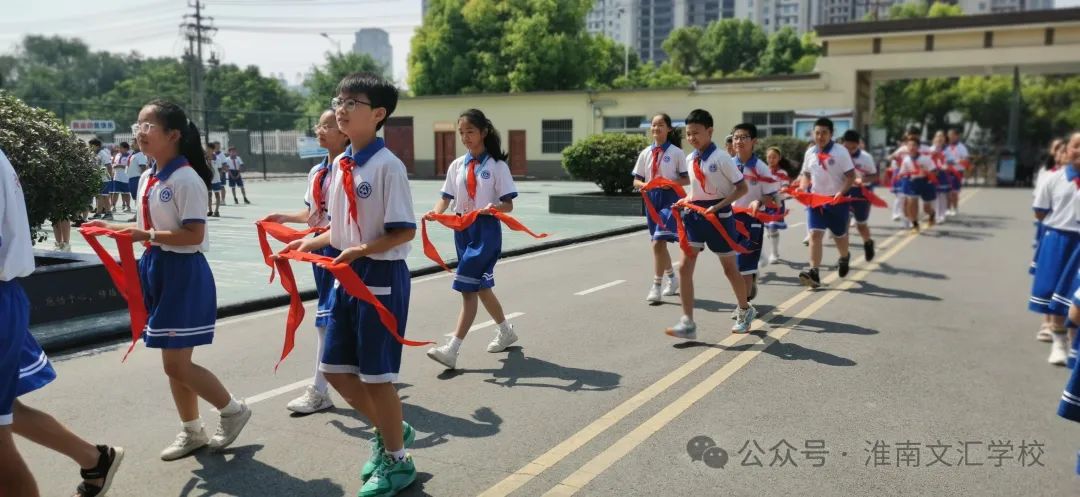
[74,445,124,497]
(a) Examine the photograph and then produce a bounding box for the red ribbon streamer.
[421,209,550,273]
[255,221,327,283]
[270,249,434,370]
[639,177,688,227]
[859,185,888,208]
[783,187,866,209]
[78,227,147,362]
[732,206,788,224]
[671,200,753,257]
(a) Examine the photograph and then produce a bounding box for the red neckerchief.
[816,147,831,172]
[78,227,147,361]
[270,249,434,370]
[466,159,479,199]
[339,156,360,227]
[141,162,191,248]
[650,146,664,180]
[311,165,330,217]
[640,177,688,227]
[421,209,549,272]
[670,200,754,257]
[692,156,714,195]
[255,221,328,282]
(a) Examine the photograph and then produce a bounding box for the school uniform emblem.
[708,164,718,172]
[159,187,173,202]
[356,181,373,198]
[480,170,491,180]
[664,156,671,163]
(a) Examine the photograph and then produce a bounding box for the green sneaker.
[361,422,415,482]
[358,453,416,497]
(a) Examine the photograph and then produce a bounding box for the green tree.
[409,0,598,95]
[663,26,704,75]
[586,35,642,90]
[0,92,100,241]
[0,36,141,104]
[302,51,388,116]
[205,64,303,130]
[610,62,691,90]
[700,19,767,76]
[759,28,804,75]
[927,2,963,17]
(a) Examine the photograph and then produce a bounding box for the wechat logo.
[687,435,729,469]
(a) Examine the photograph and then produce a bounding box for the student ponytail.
[459,108,507,162]
[145,99,214,189]
[655,113,682,148]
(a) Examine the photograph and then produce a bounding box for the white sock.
[768,231,780,256]
[386,448,406,461]
[893,198,903,218]
[182,418,203,432]
[313,327,329,394]
[448,336,463,352]
[496,321,511,332]
[652,276,662,285]
[664,269,675,279]
[219,397,242,416]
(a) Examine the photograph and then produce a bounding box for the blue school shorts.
[453,215,502,293]
[139,247,218,348]
[1,280,57,425]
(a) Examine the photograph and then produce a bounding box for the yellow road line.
[538,190,977,496]
[476,190,976,497]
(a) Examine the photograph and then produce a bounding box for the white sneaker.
[1036,326,1053,342]
[661,276,679,296]
[732,305,757,334]
[426,341,459,369]
[160,428,209,461]
[209,401,252,451]
[1049,332,1069,366]
[487,324,518,352]
[802,234,810,246]
[767,253,780,265]
[947,208,957,216]
[665,316,697,340]
[891,214,902,221]
[286,386,333,414]
[646,284,662,303]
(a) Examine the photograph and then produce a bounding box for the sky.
[3,0,1079,90]
[0,0,422,87]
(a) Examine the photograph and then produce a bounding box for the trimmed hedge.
[562,133,650,195]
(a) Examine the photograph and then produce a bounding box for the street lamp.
[320,32,342,54]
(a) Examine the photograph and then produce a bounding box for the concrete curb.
[35,223,647,354]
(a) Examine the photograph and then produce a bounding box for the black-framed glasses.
[330,97,372,113]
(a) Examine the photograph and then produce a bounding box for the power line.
[0,1,178,27]
[215,24,419,34]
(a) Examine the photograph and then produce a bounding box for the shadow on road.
[844,279,942,301]
[438,347,621,393]
[874,262,949,280]
[328,384,503,450]
[183,444,348,497]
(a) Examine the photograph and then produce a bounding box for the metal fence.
[27,100,323,179]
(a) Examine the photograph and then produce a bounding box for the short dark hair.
[842,130,860,143]
[905,134,920,143]
[813,118,834,134]
[731,123,758,140]
[88,138,102,147]
[119,141,130,149]
[685,109,713,129]
[337,71,399,131]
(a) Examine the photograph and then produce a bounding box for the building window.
[742,111,793,137]
[542,119,574,153]
[603,116,647,135]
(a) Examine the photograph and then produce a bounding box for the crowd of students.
[3,67,1080,497]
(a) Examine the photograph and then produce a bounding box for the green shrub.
[0,91,101,242]
[755,134,808,178]
[562,133,650,194]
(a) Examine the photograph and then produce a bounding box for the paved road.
[18,188,1080,496]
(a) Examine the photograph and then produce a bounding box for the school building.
[381,7,1080,180]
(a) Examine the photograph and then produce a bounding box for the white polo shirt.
[686,143,744,202]
[899,153,937,179]
[440,152,518,214]
[303,158,332,228]
[226,156,243,171]
[96,148,112,182]
[731,154,779,208]
[327,139,416,261]
[112,152,130,183]
[1033,167,1080,233]
[0,148,34,281]
[850,148,877,180]
[135,157,210,253]
[632,142,688,183]
[801,142,855,196]
[943,142,969,166]
[127,152,148,179]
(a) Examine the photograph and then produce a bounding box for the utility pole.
[182,1,216,134]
